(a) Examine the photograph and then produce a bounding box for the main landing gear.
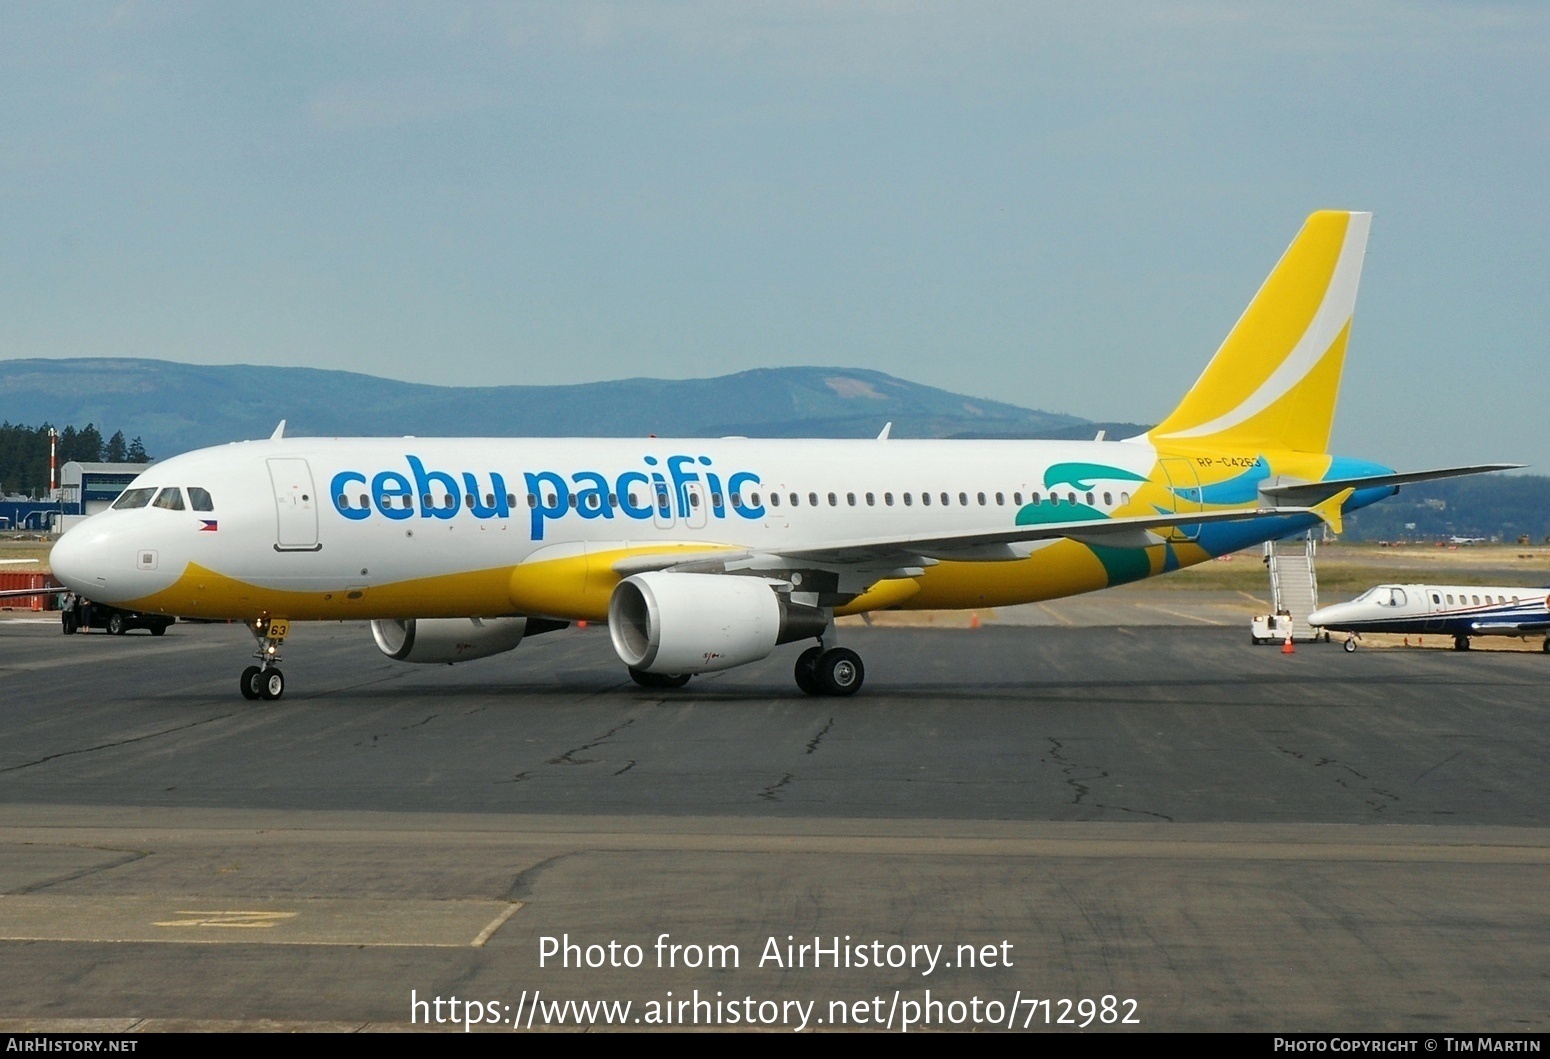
[629,669,691,689]
[794,644,865,697]
[240,617,290,701]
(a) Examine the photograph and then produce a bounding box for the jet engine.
[370,616,567,665]
[608,572,828,675]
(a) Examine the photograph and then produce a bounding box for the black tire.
[629,668,690,689]
[107,612,126,635]
[150,622,168,637]
[1343,638,1357,653]
[1453,636,1470,651]
[817,648,864,697]
[259,668,285,701]
[1542,639,1550,655]
[794,646,824,695]
[240,666,263,700]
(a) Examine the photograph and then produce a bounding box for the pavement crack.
[1043,738,1174,821]
[759,772,795,801]
[612,760,637,776]
[1276,745,1401,813]
[805,717,834,755]
[548,718,637,766]
[7,846,151,895]
[1414,749,1465,784]
[0,714,239,774]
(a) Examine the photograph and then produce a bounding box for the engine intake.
[608,572,828,675]
[370,616,566,665]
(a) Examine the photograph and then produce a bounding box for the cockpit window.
[152,487,186,511]
[112,488,156,510]
[187,487,214,512]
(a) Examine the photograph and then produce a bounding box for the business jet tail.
[1150,210,1371,454]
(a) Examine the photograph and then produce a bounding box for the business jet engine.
[370,616,567,665]
[608,572,828,675]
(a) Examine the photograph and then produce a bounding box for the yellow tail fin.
[1151,210,1370,454]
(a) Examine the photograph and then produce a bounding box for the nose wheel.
[241,617,290,700]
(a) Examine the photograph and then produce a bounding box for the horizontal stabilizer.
[1259,464,1523,503]
[1309,488,1354,535]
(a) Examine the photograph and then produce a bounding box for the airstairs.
[1264,532,1324,642]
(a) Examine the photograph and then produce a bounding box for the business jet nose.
[1308,603,1345,628]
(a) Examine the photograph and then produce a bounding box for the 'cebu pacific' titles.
[47,211,1519,700]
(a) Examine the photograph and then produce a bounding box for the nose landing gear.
[240,617,290,700]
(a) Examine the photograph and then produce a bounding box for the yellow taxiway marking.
[153,910,300,929]
[0,896,523,947]
[1135,602,1224,625]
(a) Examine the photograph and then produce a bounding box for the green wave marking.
[1043,462,1149,492]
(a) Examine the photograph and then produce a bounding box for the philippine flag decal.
[199,520,218,532]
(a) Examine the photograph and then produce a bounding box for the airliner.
[46,211,1519,700]
[1311,584,1550,652]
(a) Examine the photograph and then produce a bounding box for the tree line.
[0,423,152,497]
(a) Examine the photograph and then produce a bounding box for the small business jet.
[1310,585,1550,652]
[47,211,1519,700]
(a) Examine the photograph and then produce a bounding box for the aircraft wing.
[0,586,64,599]
[1259,464,1522,504]
[772,505,1312,566]
[610,506,1313,581]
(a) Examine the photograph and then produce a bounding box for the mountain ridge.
[0,358,1100,458]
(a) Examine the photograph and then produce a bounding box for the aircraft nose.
[1308,604,1344,627]
[49,524,110,597]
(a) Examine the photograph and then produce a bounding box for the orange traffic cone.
[577,620,588,630]
[969,612,980,630]
[1282,631,1295,655]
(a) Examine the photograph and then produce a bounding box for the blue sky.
[2,2,1545,469]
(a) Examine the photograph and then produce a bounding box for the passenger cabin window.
[769,493,780,507]
[1085,492,1095,506]
[1103,492,1112,506]
[188,487,214,512]
[152,487,185,511]
[828,493,837,507]
[1432,594,1441,604]
[884,493,894,506]
[112,487,156,510]
[865,493,875,506]
[921,492,931,506]
[995,492,1005,506]
[1446,595,1454,604]
[903,493,913,506]
[1014,492,1023,505]
[977,492,986,505]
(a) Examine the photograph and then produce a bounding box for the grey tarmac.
[0,611,1545,1032]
